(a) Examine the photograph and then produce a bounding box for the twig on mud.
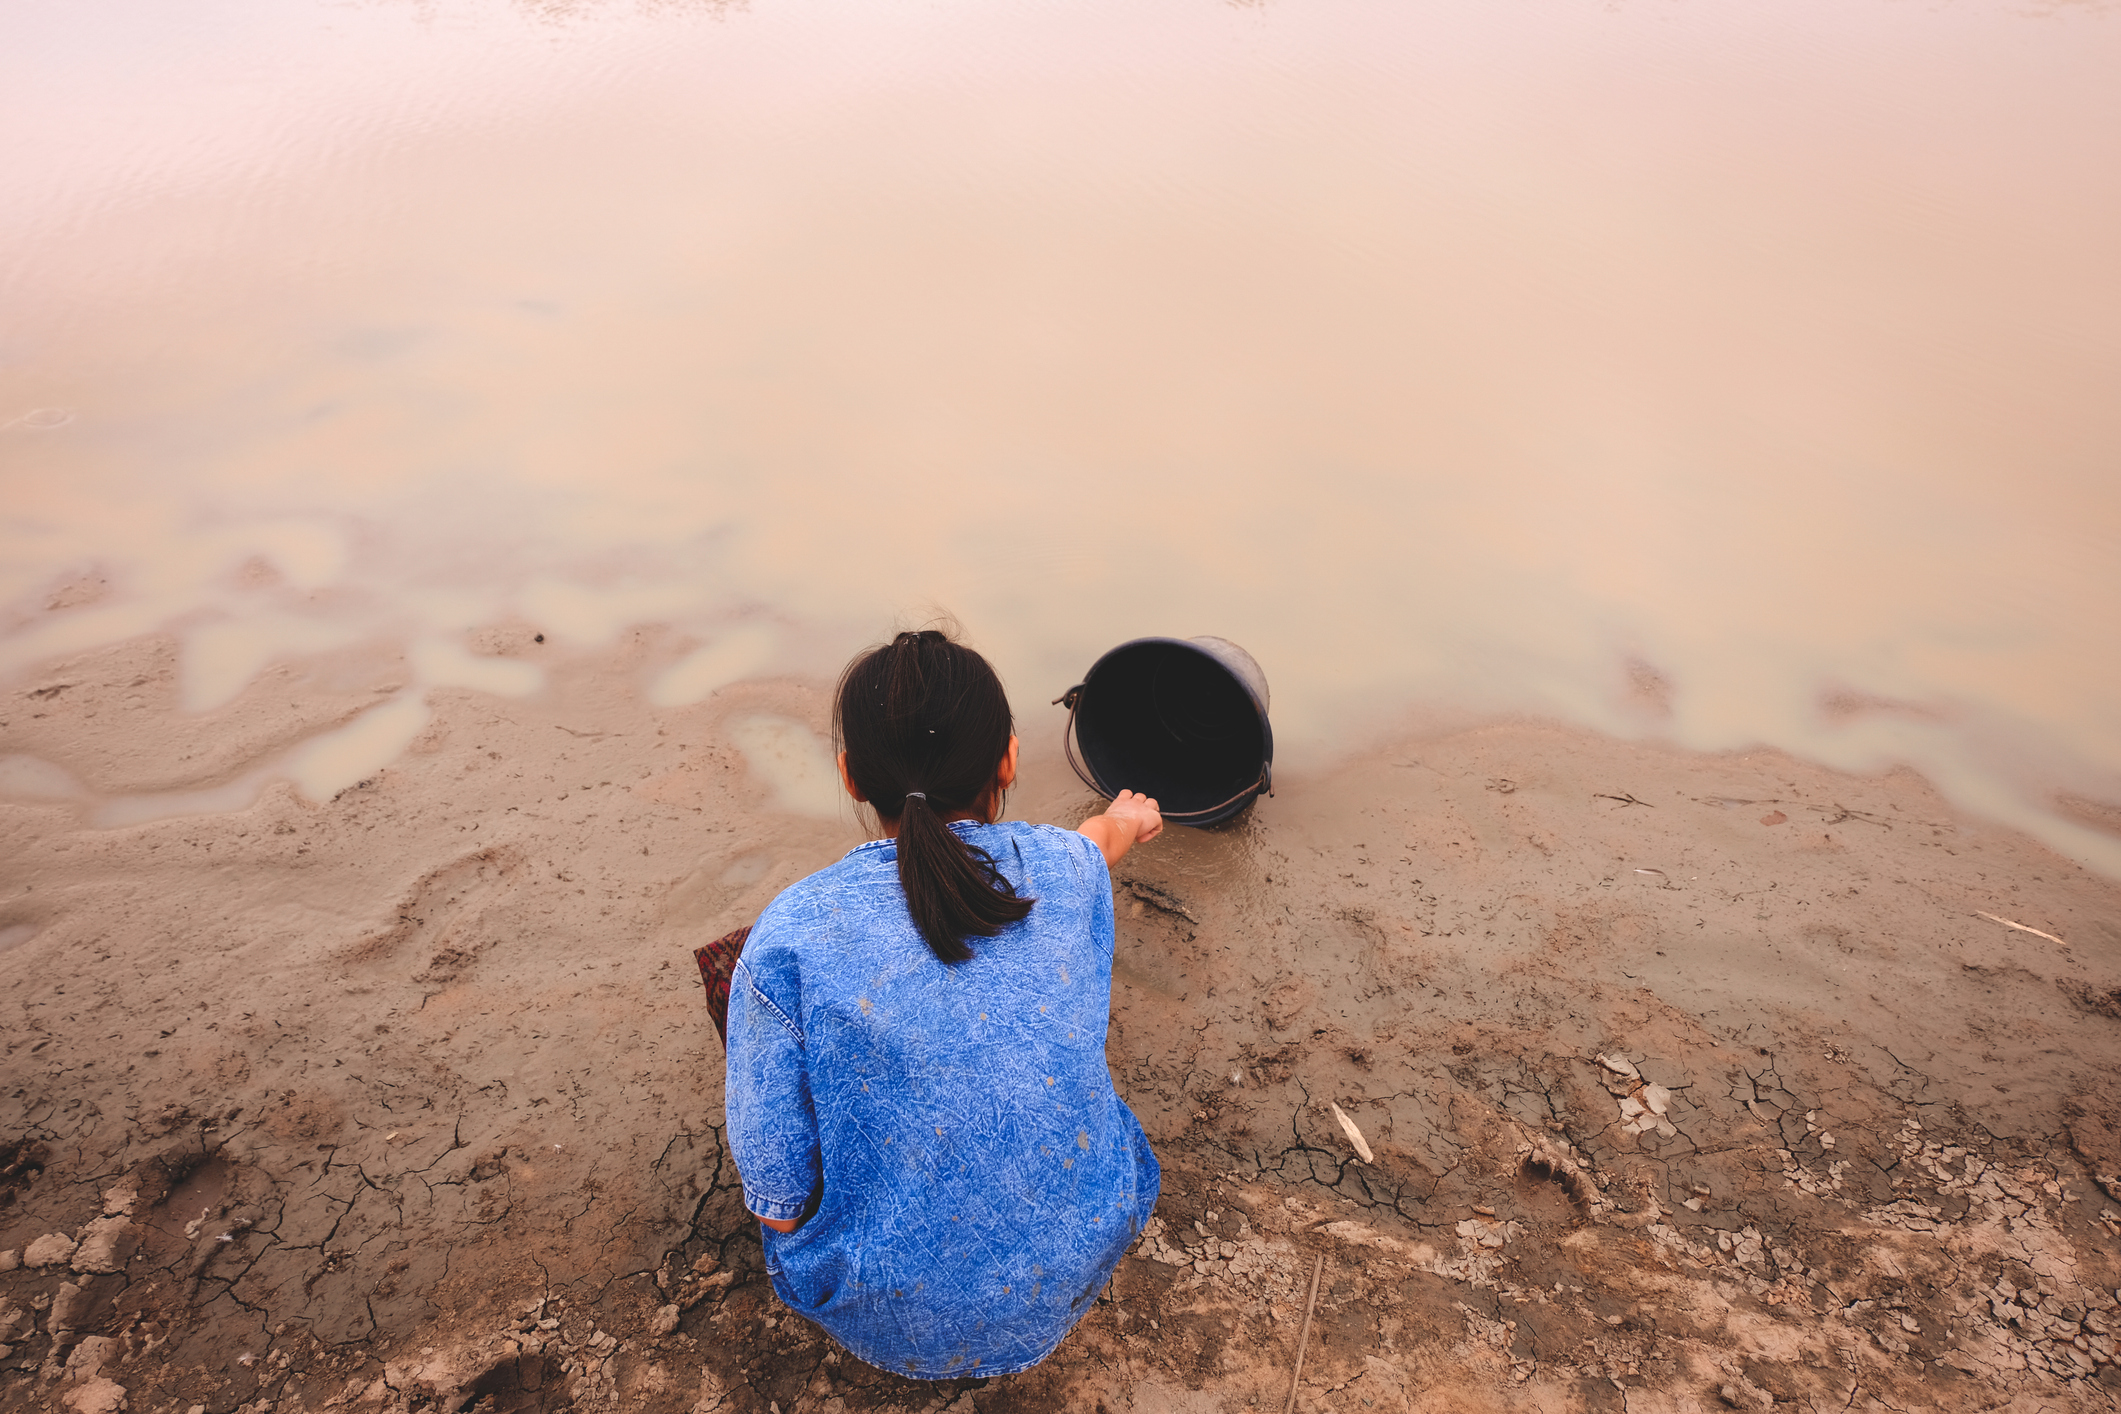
[1974,911,2067,948]
[1119,879,1197,923]
[1809,802,1891,828]
[1594,793,1654,809]
[1284,1253,1325,1414]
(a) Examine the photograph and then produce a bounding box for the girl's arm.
[1076,789,1164,867]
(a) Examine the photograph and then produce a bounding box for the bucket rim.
[1077,635,1272,720]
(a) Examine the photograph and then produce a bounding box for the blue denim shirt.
[725,821,1161,1378]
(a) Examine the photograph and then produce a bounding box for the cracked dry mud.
[4,630,2121,1414]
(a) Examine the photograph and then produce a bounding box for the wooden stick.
[1975,911,2067,947]
[1283,1253,1325,1414]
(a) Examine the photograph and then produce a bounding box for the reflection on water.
[2,0,2118,873]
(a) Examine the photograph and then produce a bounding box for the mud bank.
[3,629,2120,1414]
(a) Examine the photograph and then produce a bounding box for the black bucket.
[1054,636,1273,827]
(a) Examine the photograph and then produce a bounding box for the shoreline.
[3,631,2120,1412]
[6,624,2118,891]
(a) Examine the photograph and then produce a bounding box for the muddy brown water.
[4,2,2121,1411]
[3,0,2120,872]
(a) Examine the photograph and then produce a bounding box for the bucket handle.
[1053,687,1272,823]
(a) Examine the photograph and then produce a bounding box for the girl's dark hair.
[835,629,1034,964]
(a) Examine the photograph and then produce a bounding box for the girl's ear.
[996,735,1020,791]
[837,750,868,803]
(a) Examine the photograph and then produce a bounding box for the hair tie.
[904,792,926,803]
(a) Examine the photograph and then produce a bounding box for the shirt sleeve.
[723,958,822,1222]
[1074,829,1116,957]
[1038,822,1116,957]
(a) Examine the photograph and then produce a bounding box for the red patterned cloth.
[693,924,752,1045]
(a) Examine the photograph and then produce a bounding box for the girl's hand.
[1077,789,1163,866]
[1106,790,1164,845]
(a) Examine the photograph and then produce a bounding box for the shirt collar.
[845,819,989,857]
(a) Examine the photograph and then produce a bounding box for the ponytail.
[835,629,1035,964]
[892,790,1033,963]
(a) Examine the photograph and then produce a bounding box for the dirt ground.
[4,627,2121,1414]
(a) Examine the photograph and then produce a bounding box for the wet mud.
[4,630,2120,1413]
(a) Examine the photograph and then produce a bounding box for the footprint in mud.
[1515,1152,1591,1224]
[127,1146,382,1358]
[343,845,524,981]
[132,1150,250,1278]
[453,1353,568,1413]
[0,1138,50,1209]
[64,1149,262,1344]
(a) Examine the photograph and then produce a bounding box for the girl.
[723,629,1165,1379]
